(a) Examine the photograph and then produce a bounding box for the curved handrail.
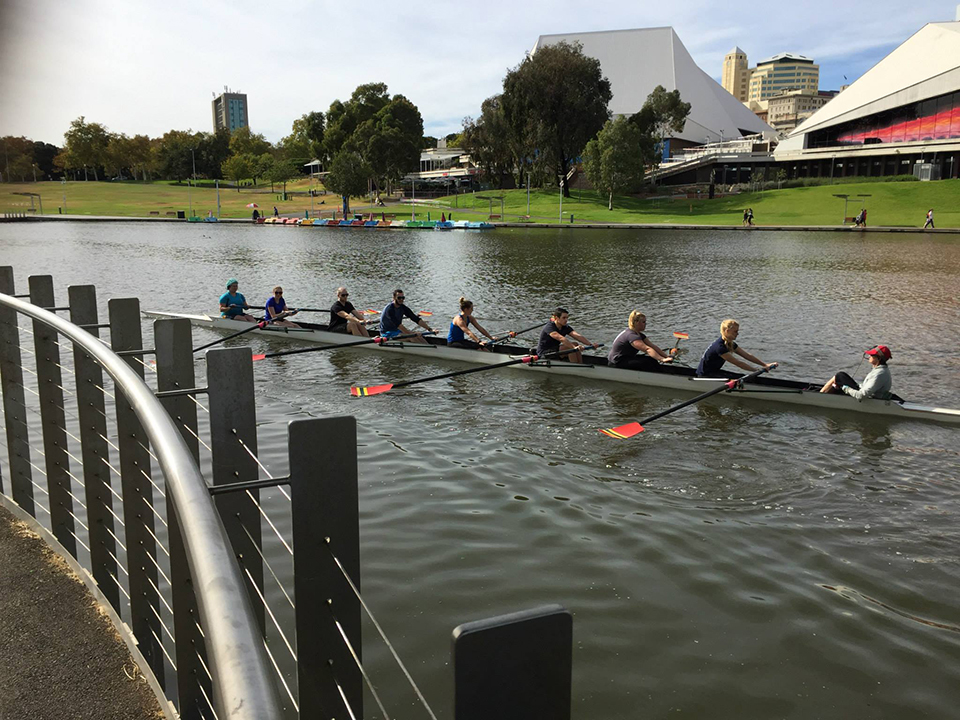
[0,292,283,719]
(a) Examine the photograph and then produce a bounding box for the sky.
[0,0,956,146]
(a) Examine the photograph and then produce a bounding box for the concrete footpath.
[0,504,165,720]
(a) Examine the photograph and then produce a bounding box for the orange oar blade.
[350,383,394,397]
[598,422,644,439]
[673,332,689,340]
[251,354,266,361]
[418,311,433,317]
[364,309,379,315]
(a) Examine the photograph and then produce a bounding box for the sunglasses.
[339,292,348,297]
[396,296,405,301]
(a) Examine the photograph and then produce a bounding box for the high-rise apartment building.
[748,54,819,103]
[721,47,751,102]
[212,88,249,133]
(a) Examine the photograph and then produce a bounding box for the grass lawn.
[436,179,960,228]
[1,177,957,228]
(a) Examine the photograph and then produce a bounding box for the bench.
[148,211,160,216]
[165,211,177,217]
[488,214,502,221]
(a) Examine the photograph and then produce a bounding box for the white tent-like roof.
[532,27,772,144]
[777,21,960,153]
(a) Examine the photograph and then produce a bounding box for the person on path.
[251,208,259,221]
[273,206,279,217]
[219,279,256,323]
[536,308,598,364]
[329,287,369,337]
[742,209,749,227]
[747,208,754,226]
[854,208,867,228]
[924,209,935,229]
[820,345,893,401]
[696,319,775,377]
[447,297,494,350]
[607,311,674,372]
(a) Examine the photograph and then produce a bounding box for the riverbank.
[2,178,958,228]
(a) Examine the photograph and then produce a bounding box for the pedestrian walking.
[923,209,935,229]
[273,206,279,217]
[747,208,754,226]
[742,209,749,226]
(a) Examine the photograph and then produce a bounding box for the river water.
[2,221,959,719]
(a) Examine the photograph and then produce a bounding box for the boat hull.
[143,311,960,425]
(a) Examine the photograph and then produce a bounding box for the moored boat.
[143,311,960,425]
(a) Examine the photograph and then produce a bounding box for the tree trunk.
[608,190,613,211]
[343,196,351,216]
[93,166,99,181]
[83,166,88,181]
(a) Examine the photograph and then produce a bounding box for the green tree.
[422,135,438,149]
[583,117,648,210]
[8,154,34,182]
[461,94,527,188]
[155,130,197,181]
[323,83,391,159]
[266,159,300,195]
[221,154,253,191]
[105,134,135,179]
[363,95,423,194]
[629,85,691,167]
[252,152,274,187]
[325,150,371,216]
[228,126,271,157]
[196,129,232,179]
[31,141,60,180]
[286,111,325,161]
[127,134,153,181]
[1,136,35,182]
[63,117,111,180]
[501,41,612,196]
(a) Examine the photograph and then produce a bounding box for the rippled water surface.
[3,221,960,719]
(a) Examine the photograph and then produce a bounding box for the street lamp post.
[559,178,564,224]
[188,148,197,218]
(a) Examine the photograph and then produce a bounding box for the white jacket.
[842,364,892,401]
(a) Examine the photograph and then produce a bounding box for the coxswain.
[329,287,369,337]
[607,311,673,371]
[380,289,434,343]
[447,297,494,350]
[219,279,256,323]
[819,345,893,400]
[696,319,775,377]
[536,308,597,363]
[264,286,299,328]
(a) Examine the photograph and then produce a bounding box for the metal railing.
[0,266,576,720]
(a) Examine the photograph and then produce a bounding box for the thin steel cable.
[196,647,213,681]
[326,543,439,720]
[143,524,171,559]
[330,609,391,720]
[150,628,177,671]
[234,519,294,610]
[149,600,177,646]
[146,576,175,616]
[93,383,114,399]
[64,486,87,511]
[97,432,121,453]
[52,360,76,376]
[195,621,206,639]
[140,467,166,499]
[234,433,291,501]
[67,528,91,553]
[106,548,129,577]
[144,548,173,587]
[261,639,299,713]
[246,490,293,556]
[181,421,212,452]
[67,510,89,532]
[131,355,157,374]
[134,438,160,463]
[334,676,359,720]
[143,495,168,528]
[30,474,49,490]
[107,571,132,600]
[240,564,297,662]
[105,502,126,529]
[197,681,220,720]
[105,525,127,552]
[99,455,123,479]
[186,393,209,414]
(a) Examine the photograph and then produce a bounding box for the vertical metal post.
[154,318,204,717]
[29,274,75,556]
[109,298,164,685]
[452,605,573,720]
[0,267,34,513]
[69,285,119,611]
[289,417,362,718]
[205,347,264,633]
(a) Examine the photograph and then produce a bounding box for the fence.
[0,266,574,720]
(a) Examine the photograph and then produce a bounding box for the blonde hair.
[273,286,283,293]
[628,311,646,332]
[459,297,473,311]
[720,319,739,351]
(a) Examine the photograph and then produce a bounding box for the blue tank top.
[696,336,738,376]
[447,313,472,343]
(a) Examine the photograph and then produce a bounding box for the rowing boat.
[143,311,960,425]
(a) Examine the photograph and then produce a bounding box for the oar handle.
[489,322,545,346]
[193,319,270,353]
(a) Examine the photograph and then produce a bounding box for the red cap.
[865,345,892,361]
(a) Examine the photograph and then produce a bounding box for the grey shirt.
[842,364,892,401]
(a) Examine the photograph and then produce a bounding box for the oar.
[668,331,689,356]
[598,363,778,439]
[293,308,379,315]
[251,331,434,361]
[351,343,604,397]
[487,322,545,347]
[193,319,273,353]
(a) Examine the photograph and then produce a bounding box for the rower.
[329,287,369,337]
[820,345,893,400]
[536,307,597,364]
[696,319,775,377]
[447,297,494,350]
[607,311,673,371]
[219,278,256,323]
[264,286,300,328]
[380,289,434,344]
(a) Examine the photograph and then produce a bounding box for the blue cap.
[226,278,238,288]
